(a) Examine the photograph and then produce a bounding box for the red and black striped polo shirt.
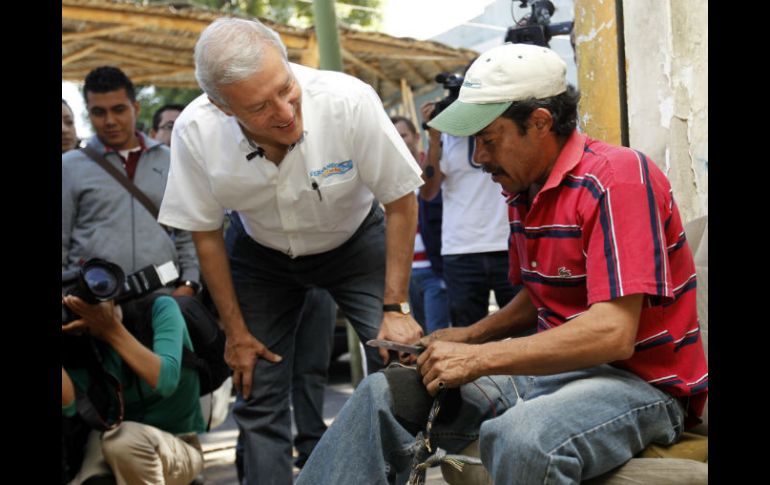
[506,130,708,427]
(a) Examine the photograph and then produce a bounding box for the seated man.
[62,293,205,484]
[296,43,708,484]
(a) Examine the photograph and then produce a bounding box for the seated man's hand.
[419,326,472,347]
[417,341,483,396]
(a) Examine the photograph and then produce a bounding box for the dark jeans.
[442,251,521,327]
[225,204,386,485]
[292,288,336,464]
[235,288,337,479]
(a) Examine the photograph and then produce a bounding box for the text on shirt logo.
[308,160,354,180]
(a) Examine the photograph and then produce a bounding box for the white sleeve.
[158,126,226,231]
[350,84,424,205]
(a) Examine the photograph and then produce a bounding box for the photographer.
[419,63,521,329]
[62,66,201,300]
[61,293,204,484]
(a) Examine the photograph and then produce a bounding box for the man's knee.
[479,408,549,461]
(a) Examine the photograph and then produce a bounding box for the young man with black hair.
[158,18,424,483]
[62,66,201,299]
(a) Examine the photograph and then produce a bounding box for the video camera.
[504,0,573,47]
[422,72,464,130]
[62,258,179,325]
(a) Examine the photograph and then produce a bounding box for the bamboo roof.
[62,0,478,106]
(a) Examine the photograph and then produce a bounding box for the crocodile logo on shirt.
[558,267,572,277]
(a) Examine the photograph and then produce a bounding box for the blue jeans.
[408,267,451,334]
[443,251,521,327]
[296,365,684,485]
[225,204,386,485]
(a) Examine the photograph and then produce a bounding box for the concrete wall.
[622,0,708,222]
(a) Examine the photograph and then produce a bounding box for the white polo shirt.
[159,63,424,257]
[439,134,510,256]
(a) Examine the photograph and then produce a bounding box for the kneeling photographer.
[62,260,205,485]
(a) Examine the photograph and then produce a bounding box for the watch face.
[400,302,411,314]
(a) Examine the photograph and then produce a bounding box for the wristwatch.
[181,280,201,295]
[383,302,411,315]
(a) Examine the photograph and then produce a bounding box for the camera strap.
[80,146,160,220]
[74,337,125,431]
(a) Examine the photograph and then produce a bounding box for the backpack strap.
[80,145,160,220]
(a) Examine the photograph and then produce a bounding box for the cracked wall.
[623,0,708,222]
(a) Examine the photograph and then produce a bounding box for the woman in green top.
[62,294,205,484]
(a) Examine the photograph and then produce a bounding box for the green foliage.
[141,1,380,28]
[136,86,202,133]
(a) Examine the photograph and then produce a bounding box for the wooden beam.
[97,41,193,67]
[63,5,212,34]
[65,29,199,51]
[341,48,396,87]
[96,51,191,72]
[62,5,310,49]
[131,68,194,83]
[400,78,419,129]
[62,25,137,42]
[342,31,477,57]
[299,32,319,68]
[353,53,472,63]
[62,44,100,66]
[398,61,428,85]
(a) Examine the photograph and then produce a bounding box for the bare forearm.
[62,367,75,406]
[476,294,643,377]
[104,325,162,388]
[466,288,538,343]
[192,229,248,336]
[383,193,418,304]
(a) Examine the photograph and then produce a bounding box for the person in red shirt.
[296,42,707,485]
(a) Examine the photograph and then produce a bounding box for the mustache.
[482,165,505,176]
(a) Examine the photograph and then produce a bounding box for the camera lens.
[81,261,124,300]
[83,266,120,298]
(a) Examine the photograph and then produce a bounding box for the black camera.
[422,73,464,130]
[504,0,573,47]
[62,258,180,325]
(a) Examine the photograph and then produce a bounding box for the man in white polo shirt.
[158,17,425,484]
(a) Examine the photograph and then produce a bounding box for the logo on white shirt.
[309,160,354,179]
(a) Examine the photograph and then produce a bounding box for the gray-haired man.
[158,17,425,484]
